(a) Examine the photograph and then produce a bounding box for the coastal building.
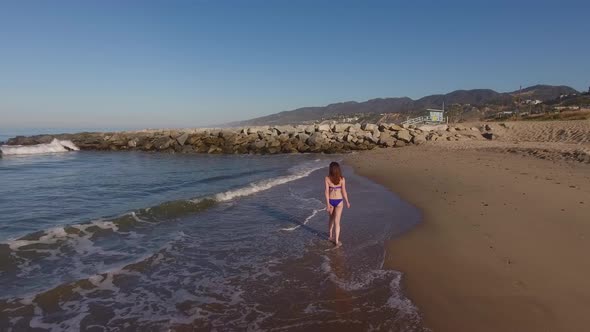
[401,107,446,125]
[554,106,580,111]
[495,111,514,119]
[426,109,444,122]
[524,99,542,105]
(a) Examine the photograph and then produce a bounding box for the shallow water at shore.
[0,152,424,330]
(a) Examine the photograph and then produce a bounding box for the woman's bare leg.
[333,204,344,246]
[328,209,335,241]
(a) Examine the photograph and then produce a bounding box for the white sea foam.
[320,254,421,321]
[88,273,119,292]
[7,226,69,250]
[281,207,324,231]
[0,138,79,155]
[72,219,119,233]
[215,163,324,202]
[5,219,120,251]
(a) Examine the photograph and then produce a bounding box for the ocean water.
[0,151,425,331]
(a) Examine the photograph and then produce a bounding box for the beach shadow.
[250,202,329,240]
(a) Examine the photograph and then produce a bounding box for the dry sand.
[346,121,590,332]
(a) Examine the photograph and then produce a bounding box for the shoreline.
[346,143,590,332]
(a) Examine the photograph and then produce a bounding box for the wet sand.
[346,143,590,332]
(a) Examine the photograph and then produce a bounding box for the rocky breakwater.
[5,123,485,155]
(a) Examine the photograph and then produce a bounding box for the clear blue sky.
[1,0,589,129]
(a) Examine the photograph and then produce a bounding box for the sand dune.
[430,120,590,164]
[488,119,590,144]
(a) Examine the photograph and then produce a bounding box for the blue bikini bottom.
[329,199,343,207]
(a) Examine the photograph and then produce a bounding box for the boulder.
[296,133,310,142]
[389,124,404,131]
[304,125,316,134]
[482,132,495,140]
[395,140,407,148]
[378,135,396,147]
[412,134,427,145]
[278,134,290,142]
[187,134,202,145]
[254,140,266,149]
[362,131,374,140]
[153,136,174,150]
[396,130,412,143]
[361,123,378,132]
[208,146,222,154]
[348,123,362,132]
[268,138,281,148]
[318,124,331,132]
[333,123,350,133]
[368,134,380,144]
[181,145,195,153]
[380,129,393,137]
[219,129,236,138]
[306,132,325,146]
[176,133,189,146]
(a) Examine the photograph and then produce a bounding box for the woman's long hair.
[329,162,342,185]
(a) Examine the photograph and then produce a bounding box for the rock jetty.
[5,123,485,154]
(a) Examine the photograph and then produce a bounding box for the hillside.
[510,85,579,101]
[235,85,579,126]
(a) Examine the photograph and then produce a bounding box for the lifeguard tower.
[401,104,447,126]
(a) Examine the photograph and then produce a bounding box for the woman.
[325,162,350,247]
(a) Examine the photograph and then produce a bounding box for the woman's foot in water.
[334,241,342,248]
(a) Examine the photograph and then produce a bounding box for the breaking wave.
[0,138,79,156]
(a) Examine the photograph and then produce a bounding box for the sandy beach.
[346,121,590,332]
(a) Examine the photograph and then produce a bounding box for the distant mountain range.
[234,85,579,126]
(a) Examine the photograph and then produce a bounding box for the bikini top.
[329,186,342,191]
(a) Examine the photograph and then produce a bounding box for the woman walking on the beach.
[325,162,350,247]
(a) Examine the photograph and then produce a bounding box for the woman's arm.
[342,178,351,208]
[325,177,333,213]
